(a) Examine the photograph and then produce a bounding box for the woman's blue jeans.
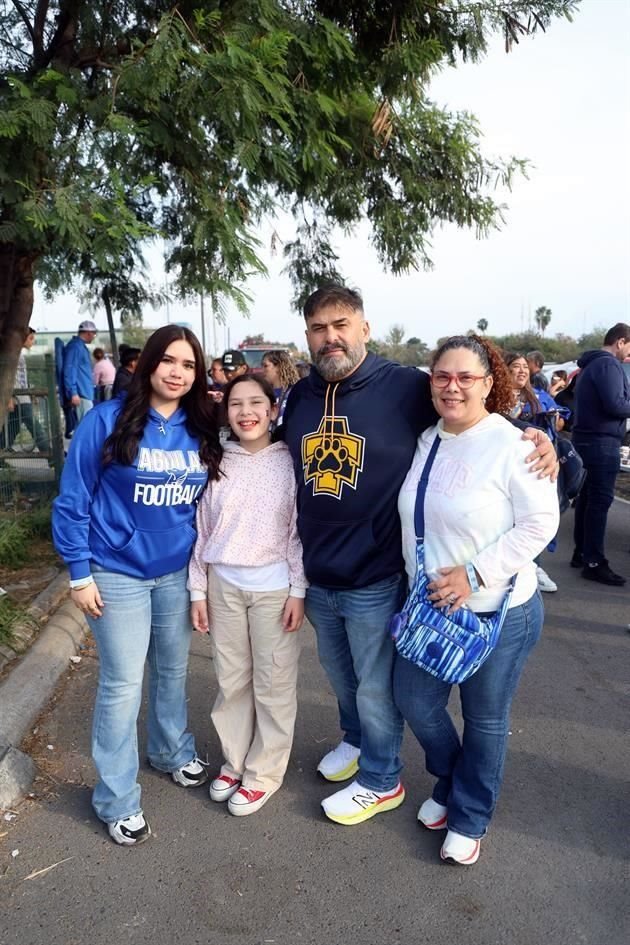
[393,592,543,839]
[305,574,406,792]
[86,565,197,823]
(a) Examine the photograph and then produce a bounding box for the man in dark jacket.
[280,284,557,827]
[112,347,141,397]
[571,323,630,585]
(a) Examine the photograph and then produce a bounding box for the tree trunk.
[102,287,119,368]
[0,248,37,429]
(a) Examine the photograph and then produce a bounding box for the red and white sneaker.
[417,797,448,830]
[228,787,272,817]
[209,774,241,803]
[440,829,481,865]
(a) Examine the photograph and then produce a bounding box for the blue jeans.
[393,592,543,838]
[572,436,620,565]
[86,565,196,823]
[305,574,406,792]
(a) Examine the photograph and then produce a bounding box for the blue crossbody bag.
[390,436,515,685]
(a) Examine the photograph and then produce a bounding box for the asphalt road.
[1,502,629,945]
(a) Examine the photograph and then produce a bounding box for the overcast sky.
[33,0,630,353]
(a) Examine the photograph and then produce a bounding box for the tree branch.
[10,0,38,52]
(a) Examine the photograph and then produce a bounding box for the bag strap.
[414,435,441,540]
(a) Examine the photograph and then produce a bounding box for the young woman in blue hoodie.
[53,325,222,846]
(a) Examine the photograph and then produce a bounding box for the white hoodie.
[398,414,560,612]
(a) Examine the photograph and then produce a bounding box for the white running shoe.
[536,566,558,593]
[108,812,151,846]
[417,797,448,830]
[171,756,208,788]
[321,779,405,825]
[317,741,361,782]
[440,829,481,865]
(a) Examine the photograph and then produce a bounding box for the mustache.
[317,341,349,357]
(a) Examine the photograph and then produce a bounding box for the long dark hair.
[431,335,515,416]
[103,325,222,480]
[504,351,540,416]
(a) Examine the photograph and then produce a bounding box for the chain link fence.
[0,353,64,508]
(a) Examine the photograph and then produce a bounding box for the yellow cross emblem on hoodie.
[301,415,365,499]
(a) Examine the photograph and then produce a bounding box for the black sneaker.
[570,550,583,568]
[581,562,626,586]
[108,812,151,846]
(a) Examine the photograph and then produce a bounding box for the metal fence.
[0,353,64,507]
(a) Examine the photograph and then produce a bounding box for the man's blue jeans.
[572,435,620,565]
[305,574,406,792]
[393,592,543,838]
[86,565,197,823]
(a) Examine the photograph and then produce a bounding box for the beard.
[311,339,366,382]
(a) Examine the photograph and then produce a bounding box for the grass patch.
[0,595,36,649]
[0,503,52,567]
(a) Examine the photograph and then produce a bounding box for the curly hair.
[103,325,222,480]
[503,351,540,416]
[431,335,515,417]
[261,350,300,390]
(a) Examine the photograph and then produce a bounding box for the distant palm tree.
[476,318,488,335]
[535,306,552,336]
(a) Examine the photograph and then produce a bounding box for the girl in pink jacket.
[189,374,307,817]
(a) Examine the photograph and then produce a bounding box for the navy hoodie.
[573,350,630,440]
[281,354,437,588]
[53,399,208,580]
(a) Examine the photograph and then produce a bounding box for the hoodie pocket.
[298,514,381,586]
[91,523,197,579]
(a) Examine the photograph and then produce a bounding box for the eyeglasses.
[430,371,488,390]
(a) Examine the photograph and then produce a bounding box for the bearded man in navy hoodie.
[280,284,557,826]
[571,322,630,586]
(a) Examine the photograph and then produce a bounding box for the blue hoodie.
[281,354,437,589]
[62,335,94,401]
[573,349,630,441]
[53,399,208,580]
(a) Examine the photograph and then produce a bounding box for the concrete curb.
[0,599,87,809]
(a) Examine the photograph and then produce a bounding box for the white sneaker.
[417,797,448,830]
[171,756,208,788]
[440,829,481,865]
[536,566,558,593]
[317,741,361,782]
[108,812,151,846]
[321,779,405,825]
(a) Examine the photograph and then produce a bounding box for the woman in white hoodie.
[189,374,308,816]
[395,335,559,866]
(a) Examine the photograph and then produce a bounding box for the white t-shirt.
[398,414,560,612]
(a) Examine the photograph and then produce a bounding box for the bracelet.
[465,562,481,594]
[69,576,94,590]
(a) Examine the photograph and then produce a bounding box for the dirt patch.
[20,634,97,798]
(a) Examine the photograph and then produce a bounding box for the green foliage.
[0,596,34,648]
[534,305,552,336]
[370,324,430,365]
[0,504,51,567]
[0,0,580,383]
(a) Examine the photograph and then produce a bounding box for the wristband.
[465,562,481,594]
[69,576,94,590]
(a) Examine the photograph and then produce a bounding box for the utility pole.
[199,294,206,354]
